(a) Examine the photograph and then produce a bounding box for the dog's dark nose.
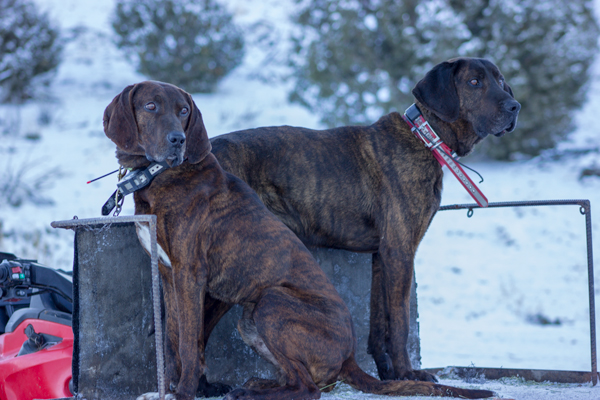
[502,99,521,114]
[167,131,186,148]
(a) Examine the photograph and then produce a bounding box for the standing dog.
[103,80,496,400]
[210,58,520,382]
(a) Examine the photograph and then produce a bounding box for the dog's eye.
[499,78,505,88]
[469,79,480,87]
[145,102,156,111]
[181,107,189,116]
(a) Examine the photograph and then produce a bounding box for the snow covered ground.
[1,0,600,399]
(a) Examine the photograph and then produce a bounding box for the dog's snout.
[502,99,521,114]
[167,131,186,147]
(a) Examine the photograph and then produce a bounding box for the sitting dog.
[210,58,520,382]
[103,80,496,400]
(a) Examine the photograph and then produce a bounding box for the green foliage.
[289,0,599,160]
[289,0,467,126]
[0,0,62,104]
[450,0,599,159]
[112,0,245,93]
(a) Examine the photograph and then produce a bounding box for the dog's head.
[103,81,211,167]
[412,58,520,155]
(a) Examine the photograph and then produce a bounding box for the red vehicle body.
[0,253,73,400]
[0,319,73,400]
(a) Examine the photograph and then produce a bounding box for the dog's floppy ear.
[183,92,211,164]
[103,84,144,152]
[412,60,460,122]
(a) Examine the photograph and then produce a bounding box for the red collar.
[402,104,488,207]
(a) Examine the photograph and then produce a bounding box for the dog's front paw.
[397,369,438,382]
[373,353,395,380]
[136,392,177,400]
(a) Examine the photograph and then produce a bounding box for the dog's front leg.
[172,263,207,400]
[160,267,182,391]
[378,238,437,383]
[379,244,415,379]
[367,252,394,380]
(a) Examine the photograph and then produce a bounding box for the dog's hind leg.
[237,303,285,389]
[226,286,354,400]
[226,287,352,400]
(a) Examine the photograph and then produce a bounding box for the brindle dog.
[103,80,496,400]
[210,58,520,383]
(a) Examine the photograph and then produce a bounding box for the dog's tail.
[339,357,495,398]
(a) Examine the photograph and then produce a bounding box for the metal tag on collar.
[404,103,422,123]
[117,161,169,196]
[404,104,441,147]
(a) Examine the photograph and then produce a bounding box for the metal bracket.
[439,199,597,385]
[52,215,166,400]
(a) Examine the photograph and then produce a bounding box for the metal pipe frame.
[438,199,597,385]
[51,199,597,391]
[52,215,166,400]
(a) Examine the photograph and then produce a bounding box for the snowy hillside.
[1,0,600,398]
